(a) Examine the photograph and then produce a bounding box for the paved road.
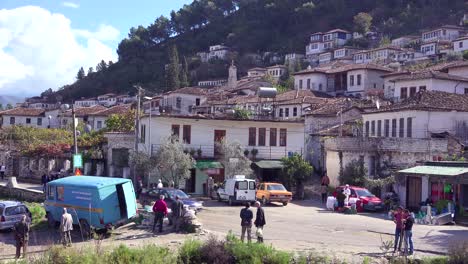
[197,199,468,261]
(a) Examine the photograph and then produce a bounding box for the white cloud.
[62,2,79,8]
[0,6,119,96]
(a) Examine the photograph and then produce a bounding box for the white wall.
[294,72,327,91]
[275,104,305,119]
[347,69,385,95]
[448,66,468,78]
[421,43,437,55]
[454,39,468,52]
[393,78,468,99]
[163,93,207,115]
[2,115,48,128]
[141,116,306,160]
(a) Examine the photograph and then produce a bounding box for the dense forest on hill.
[52,0,466,102]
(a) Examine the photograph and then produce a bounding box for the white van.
[217,175,256,206]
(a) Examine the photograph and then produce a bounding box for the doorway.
[406,176,422,210]
[116,184,128,219]
[214,130,226,157]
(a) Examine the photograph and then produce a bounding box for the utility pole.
[133,85,142,184]
[72,104,78,154]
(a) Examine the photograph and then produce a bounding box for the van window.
[249,181,256,190]
[57,186,65,201]
[238,181,248,190]
[47,186,55,200]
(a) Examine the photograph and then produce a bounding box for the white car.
[217,175,257,206]
[0,201,31,231]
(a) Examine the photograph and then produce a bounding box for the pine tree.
[88,67,94,75]
[76,67,85,80]
[180,56,189,87]
[165,45,180,91]
[96,60,107,72]
[0,104,3,110]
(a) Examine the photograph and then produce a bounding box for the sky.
[0,0,192,98]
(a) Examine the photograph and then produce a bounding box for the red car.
[334,186,383,212]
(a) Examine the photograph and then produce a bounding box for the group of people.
[152,194,184,233]
[239,201,266,243]
[393,206,415,255]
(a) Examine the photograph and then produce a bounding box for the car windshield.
[166,190,189,199]
[267,184,286,191]
[356,189,375,197]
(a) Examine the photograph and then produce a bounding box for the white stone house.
[391,36,420,47]
[453,35,468,53]
[59,105,106,129]
[88,104,132,131]
[198,79,227,87]
[266,65,287,81]
[421,25,464,43]
[97,93,117,107]
[420,40,452,56]
[75,98,99,108]
[161,87,208,115]
[208,45,230,60]
[247,67,267,78]
[318,52,332,64]
[285,53,305,63]
[306,29,352,59]
[353,47,403,64]
[0,108,56,128]
[333,47,360,59]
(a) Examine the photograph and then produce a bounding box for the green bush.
[226,235,292,264]
[25,202,46,228]
[448,241,468,264]
[177,239,202,264]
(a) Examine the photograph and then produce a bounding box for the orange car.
[256,182,292,206]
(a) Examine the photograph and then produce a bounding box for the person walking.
[171,195,185,232]
[240,202,253,243]
[320,184,328,204]
[0,164,5,181]
[41,174,49,193]
[404,209,414,255]
[60,208,73,247]
[254,201,266,243]
[343,184,351,206]
[152,195,168,233]
[13,215,30,259]
[393,206,407,253]
[136,177,143,199]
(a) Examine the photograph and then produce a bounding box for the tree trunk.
[295,181,305,200]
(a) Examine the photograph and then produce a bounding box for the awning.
[195,161,223,170]
[254,160,284,169]
[398,166,468,176]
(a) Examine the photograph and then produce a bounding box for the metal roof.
[398,166,468,176]
[195,161,223,170]
[48,176,131,189]
[254,160,284,169]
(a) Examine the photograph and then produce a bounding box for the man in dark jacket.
[13,215,30,259]
[171,195,185,232]
[254,201,266,243]
[240,202,253,243]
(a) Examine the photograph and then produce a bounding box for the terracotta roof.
[439,60,468,70]
[266,65,287,69]
[62,105,107,117]
[365,91,468,113]
[275,90,332,101]
[325,63,393,74]
[421,40,452,45]
[308,98,378,116]
[422,25,464,33]
[91,104,132,116]
[390,71,468,82]
[248,67,267,71]
[354,46,403,54]
[453,35,468,42]
[167,87,208,96]
[0,108,45,117]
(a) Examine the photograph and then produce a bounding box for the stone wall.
[0,185,44,202]
[325,137,448,153]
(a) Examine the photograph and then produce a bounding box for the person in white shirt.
[343,184,351,206]
[157,179,163,189]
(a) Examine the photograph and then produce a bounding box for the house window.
[171,125,180,138]
[399,118,405,138]
[365,121,370,137]
[465,88,468,95]
[285,108,289,117]
[407,118,412,138]
[357,74,362,86]
[293,107,298,117]
[97,121,102,129]
[419,86,426,92]
[183,125,191,144]
[37,118,42,126]
[401,87,408,99]
[299,80,303,89]
[391,119,397,137]
[279,128,287,147]
[270,128,277,146]
[9,117,15,125]
[409,87,417,97]
[377,120,382,137]
[140,124,146,143]
[319,84,323,91]
[248,127,256,146]
[195,98,200,106]
[459,42,463,48]
[369,156,376,177]
[384,119,390,137]
[371,121,375,136]
[26,118,31,124]
[279,108,283,117]
[307,79,311,89]
[349,75,354,86]
[176,97,182,108]
[258,128,266,146]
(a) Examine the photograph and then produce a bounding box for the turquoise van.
[44,176,137,237]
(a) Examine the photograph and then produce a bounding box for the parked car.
[44,176,137,238]
[256,183,292,206]
[140,188,203,212]
[334,186,383,212]
[217,175,257,206]
[0,201,32,231]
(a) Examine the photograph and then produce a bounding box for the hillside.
[53,0,466,102]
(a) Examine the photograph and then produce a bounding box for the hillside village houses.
[305,29,353,60]
[453,35,468,53]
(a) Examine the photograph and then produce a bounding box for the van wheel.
[228,196,234,206]
[47,213,56,228]
[79,219,92,240]
[262,197,268,205]
[282,202,288,206]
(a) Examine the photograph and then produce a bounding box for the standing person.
[171,196,185,232]
[41,174,49,193]
[136,177,143,199]
[254,201,266,243]
[157,179,163,189]
[404,209,414,255]
[321,172,330,186]
[152,195,168,233]
[239,202,253,243]
[336,189,346,209]
[207,176,214,198]
[320,184,328,204]
[0,164,5,181]
[343,184,351,206]
[13,215,30,259]
[60,208,73,247]
[393,206,407,253]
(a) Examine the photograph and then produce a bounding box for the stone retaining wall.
[0,185,44,202]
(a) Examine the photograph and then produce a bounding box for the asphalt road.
[197,199,468,261]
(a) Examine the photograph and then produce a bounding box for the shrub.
[199,236,232,264]
[226,237,292,264]
[448,241,468,264]
[26,202,46,228]
[177,239,202,264]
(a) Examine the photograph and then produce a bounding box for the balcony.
[324,137,448,153]
[150,144,303,160]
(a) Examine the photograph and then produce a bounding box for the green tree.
[233,108,251,120]
[180,56,189,87]
[463,51,468,60]
[219,139,253,178]
[353,12,373,34]
[76,67,85,80]
[379,36,391,47]
[154,137,195,188]
[339,159,367,186]
[104,110,135,132]
[129,151,154,186]
[88,67,94,75]
[96,60,107,72]
[281,154,313,200]
[0,104,3,110]
[6,103,13,110]
[166,45,180,91]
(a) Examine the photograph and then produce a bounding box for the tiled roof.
[62,105,107,117]
[365,91,468,114]
[0,108,45,117]
[439,60,468,70]
[390,71,468,82]
[248,67,267,71]
[354,46,403,54]
[294,63,393,76]
[91,104,132,116]
[308,98,378,116]
[453,35,468,41]
[422,25,464,33]
[275,90,332,101]
[266,65,287,69]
